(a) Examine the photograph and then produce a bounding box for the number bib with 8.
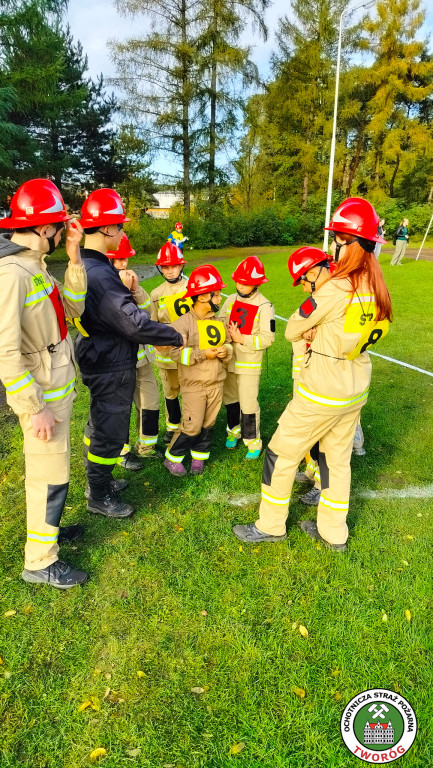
[344,297,389,360]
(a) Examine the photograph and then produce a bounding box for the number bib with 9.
[197,320,226,349]
[161,291,193,322]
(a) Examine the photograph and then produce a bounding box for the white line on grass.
[207,485,433,506]
[222,294,433,377]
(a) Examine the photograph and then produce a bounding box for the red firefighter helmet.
[184,264,226,298]
[0,179,70,229]
[324,197,386,244]
[231,255,268,285]
[107,233,136,259]
[78,188,130,228]
[155,241,185,266]
[175,221,183,229]
[288,247,330,286]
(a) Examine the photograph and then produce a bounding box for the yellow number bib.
[344,297,389,360]
[197,320,226,349]
[160,291,193,322]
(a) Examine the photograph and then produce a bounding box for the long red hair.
[332,240,392,321]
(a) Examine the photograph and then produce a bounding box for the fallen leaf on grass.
[103,688,125,704]
[89,747,107,761]
[405,610,412,622]
[230,742,246,755]
[77,695,100,712]
[291,622,298,630]
[292,686,306,699]
[381,612,388,623]
[4,610,16,618]
[24,605,33,614]
[174,524,184,532]
[104,673,112,680]
[4,670,11,679]
[299,625,309,638]
[125,747,141,757]
[200,610,208,617]
[191,686,205,694]
[405,535,414,541]
[331,667,341,677]
[402,560,409,567]
[332,691,342,701]
[137,670,146,678]
[238,545,243,552]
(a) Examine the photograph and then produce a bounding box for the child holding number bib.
[219,256,275,459]
[150,242,192,444]
[164,265,233,476]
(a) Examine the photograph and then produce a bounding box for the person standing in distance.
[0,179,89,589]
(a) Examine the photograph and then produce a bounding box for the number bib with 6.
[197,320,226,350]
[160,291,193,322]
[344,294,389,360]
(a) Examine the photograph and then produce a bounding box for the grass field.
[1,248,433,768]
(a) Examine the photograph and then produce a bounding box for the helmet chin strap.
[302,265,325,293]
[30,227,58,255]
[237,285,257,299]
[157,266,184,283]
[198,293,220,313]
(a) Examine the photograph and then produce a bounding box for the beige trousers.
[133,362,160,454]
[158,366,181,430]
[390,240,407,265]
[223,371,262,449]
[19,396,73,571]
[256,395,363,545]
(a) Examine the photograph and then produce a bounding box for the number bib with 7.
[344,297,389,360]
[229,300,259,335]
[197,320,226,350]
[160,291,193,322]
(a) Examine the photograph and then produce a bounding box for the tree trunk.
[302,172,309,210]
[181,0,190,216]
[374,148,381,188]
[209,49,217,209]
[346,127,365,195]
[389,154,400,197]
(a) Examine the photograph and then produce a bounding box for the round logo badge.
[340,689,417,763]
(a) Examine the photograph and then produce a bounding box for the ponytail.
[332,241,392,322]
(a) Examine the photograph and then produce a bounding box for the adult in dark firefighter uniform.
[219,256,275,459]
[107,234,161,457]
[150,242,191,442]
[233,198,390,551]
[74,189,183,519]
[0,179,88,588]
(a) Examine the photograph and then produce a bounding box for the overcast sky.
[66,0,433,178]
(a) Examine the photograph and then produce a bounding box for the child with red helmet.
[233,198,391,552]
[163,265,233,476]
[167,221,189,251]
[106,234,161,461]
[219,256,275,459]
[150,242,191,443]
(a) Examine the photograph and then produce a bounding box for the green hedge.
[126,200,433,254]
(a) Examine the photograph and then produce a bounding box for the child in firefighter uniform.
[163,265,233,476]
[150,242,191,443]
[233,197,390,551]
[219,256,275,459]
[0,179,88,588]
[107,234,160,458]
[167,221,188,251]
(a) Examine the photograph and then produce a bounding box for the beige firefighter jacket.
[219,290,275,375]
[0,247,87,416]
[150,276,189,370]
[168,307,233,392]
[131,284,153,369]
[285,276,389,407]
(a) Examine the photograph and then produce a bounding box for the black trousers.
[81,368,136,499]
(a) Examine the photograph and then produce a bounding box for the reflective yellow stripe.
[137,437,158,445]
[138,300,150,309]
[87,452,119,465]
[43,378,75,402]
[297,384,369,408]
[166,421,180,430]
[319,495,349,510]
[155,355,173,363]
[235,361,261,369]
[254,336,262,351]
[63,288,86,302]
[181,347,191,366]
[83,435,90,446]
[24,283,53,307]
[27,530,58,543]
[4,371,34,394]
[191,450,210,460]
[165,449,184,463]
[137,350,146,360]
[261,486,290,505]
[227,426,241,436]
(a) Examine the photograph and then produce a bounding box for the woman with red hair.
[233,198,392,552]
